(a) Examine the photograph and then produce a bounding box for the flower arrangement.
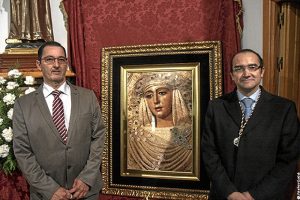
[0,68,36,175]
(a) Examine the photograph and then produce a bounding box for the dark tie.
[52,90,67,143]
[241,98,254,119]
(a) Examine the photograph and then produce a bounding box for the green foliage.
[0,68,36,175]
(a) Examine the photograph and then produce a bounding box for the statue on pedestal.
[0,0,4,12]
[5,0,53,52]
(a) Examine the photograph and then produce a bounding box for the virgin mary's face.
[144,86,173,119]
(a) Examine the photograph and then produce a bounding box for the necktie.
[52,90,67,143]
[241,98,254,119]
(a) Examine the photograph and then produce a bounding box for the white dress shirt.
[43,82,71,130]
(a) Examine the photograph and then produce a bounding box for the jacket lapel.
[223,91,243,127]
[35,86,64,142]
[244,88,271,132]
[66,83,79,140]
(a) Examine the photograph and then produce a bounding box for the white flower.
[0,76,6,85]
[7,108,13,120]
[24,76,36,85]
[2,127,13,142]
[6,81,19,90]
[3,93,16,105]
[0,118,3,125]
[0,144,10,158]
[8,69,22,78]
[24,87,36,94]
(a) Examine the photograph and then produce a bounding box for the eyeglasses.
[232,64,262,73]
[41,56,68,65]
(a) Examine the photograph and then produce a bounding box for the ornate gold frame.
[101,41,222,199]
[121,63,199,180]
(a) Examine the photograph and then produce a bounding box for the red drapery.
[0,0,243,199]
[62,0,87,87]
[63,0,242,98]
[0,171,29,200]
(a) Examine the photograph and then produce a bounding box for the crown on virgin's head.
[142,73,177,93]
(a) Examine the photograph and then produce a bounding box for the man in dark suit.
[201,49,299,200]
[13,41,106,200]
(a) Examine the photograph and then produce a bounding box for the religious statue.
[6,0,53,49]
[0,0,4,12]
[127,71,193,172]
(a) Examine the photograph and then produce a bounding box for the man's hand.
[51,187,72,200]
[243,192,254,200]
[68,179,89,199]
[227,192,249,200]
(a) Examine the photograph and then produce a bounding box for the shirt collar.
[237,87,261,102]
[43,82,69,97]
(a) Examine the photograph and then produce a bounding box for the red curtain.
[0,171,29,200]
[62,0,87,87]
[63,0,242,98]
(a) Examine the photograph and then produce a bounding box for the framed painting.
[101,41,222,199]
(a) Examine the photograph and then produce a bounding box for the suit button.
[68,165,71,169]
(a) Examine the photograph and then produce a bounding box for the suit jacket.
[201,87,300,200]
[13,82,106,200]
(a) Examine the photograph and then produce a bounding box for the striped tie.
[52,90,67,143]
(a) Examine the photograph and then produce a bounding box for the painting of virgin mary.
[127,71,193,172]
